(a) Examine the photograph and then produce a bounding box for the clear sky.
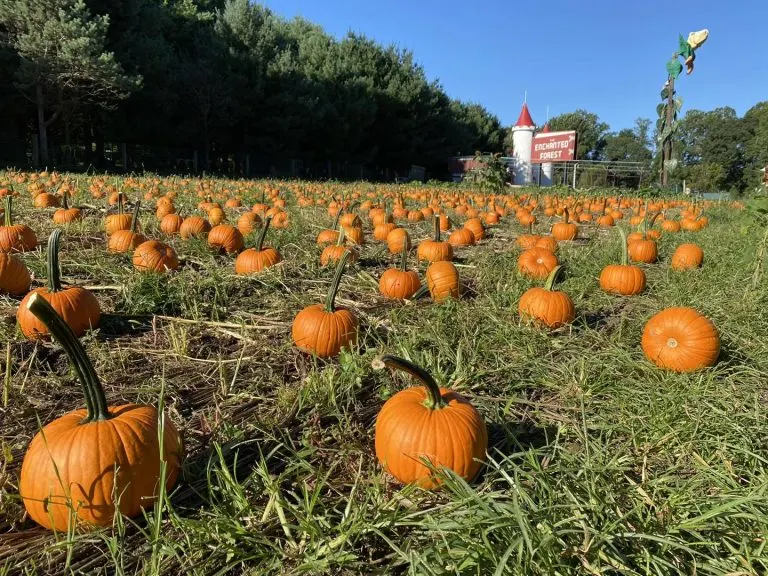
[261,0,767,132]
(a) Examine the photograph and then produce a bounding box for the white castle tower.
[511,102,535,185]
[539,123,553,187]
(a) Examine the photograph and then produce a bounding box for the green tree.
[0,0,140,165]
[744,101,768,188]
[547,109,609,160]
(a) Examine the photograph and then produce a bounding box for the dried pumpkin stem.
[325,249,351,313]
[4,196,12,226]
[117,194,124,216]
[399,236,409,272]
[563,207,570,224]
[432,214,441,242]
[47,229,63,293]
[617,226,629,266]
[256,215,272,252]
[543,265,565,291]
[336,224,346,247]
[27,293,111,422]
[378,355,446,410]
[62,192,70,210]
[331,208,342,231]
[130,201,141,233]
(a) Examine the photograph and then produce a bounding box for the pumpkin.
[235,216,282,274]
[317,209,343,246]
[641,307,720,372]
[53,193,82,224]
[517,247,558,279]
[0,197,38,253]
[0,252,31,295]
[380,236,421,300]
[208,206,226,225]
[17,230,101,339]
[597,214,615,228]
[321,226,358,266]
[107,201,146,253]
[671,243,703,270]
[661,218,681,233]
[426,260,459,302]
[447,227,475,247]
[599,227,646,295]
[518,265,575,329]
[374,221,397,242]
[535,235,558,252]
[34,192,60,208]
[291,250,358,358]
[464,217,485,241]
[628,236,658,264]
[342,224,365,245]
[104,196,132,235]
[179,215,211,239]
[237,211,262,236]
[551,208,578,241]
[19,294,182,530]
[439,213,451,232]
[160,213,184,236]
[208,224,244,254]
[387,227,411,254]
[133,240,180,273]
[417,215,453,263]
[373,355,487,488]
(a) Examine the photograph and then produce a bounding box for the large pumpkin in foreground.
[19,294,183,530]
[374,355,487,488]
[641,307,720,372]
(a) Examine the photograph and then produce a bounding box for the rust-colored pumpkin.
[417,215,453,263]
[518,265,575,329]
[426,260,459,302]
[320,226,358,266]
[671,243,704,270]
[179,215,211,239]
[342,224,364,246]
[517,247,558,279]
[641,307,720,372]
[292,251,358,358]
[235,216,282,274]
[34,192,60,208]
[380,237,421,300]
[628,237,658,264]
[464,217,485,241]
[237,211,262,237]
[534,235,558,252]
[387,227,411,254]
[208,224,244,254]
[447,227,475,247]
[0,252,31,295]
[104,196,133,235]
[599,227,646,295]
[317,209,343,246]
[19,294,182,531]
[374,355,487,488]
[133,240,180,273]
[17,230,101,339]
[52,193,82,224]
[107,202,145,253]
[551,208,578,241]
[160,213,184,236]
[0,197,38,253]
[207,206,226,225]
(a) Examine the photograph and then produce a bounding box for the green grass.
[1,175,767,575]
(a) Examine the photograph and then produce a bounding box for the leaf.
[657,103,667,118]
[660,86,670,100]
[675,97,683,112]
[666,58,683,80]
[678,34,692,59]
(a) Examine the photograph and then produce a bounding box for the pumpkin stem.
[27,293,111,423]
[336,224,346,247]
[617,226,629,266]
[528,222,533,235]
[399,236,409,272]
[325,249,351,312]
[4,196,12,226]
[641,200,649,238]
[256,215,272,252]
[331,207,342,231]
[563,207,570,224]
[129,201,141,233]
[117,194,124,216]
[543,265,565,291]
[376,355,447,410]
[432,214,441,242]
[47,229,63,293]
[62,191,70,210]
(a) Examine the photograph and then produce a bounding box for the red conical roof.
[515,103,535,128]
[540,123,551,133]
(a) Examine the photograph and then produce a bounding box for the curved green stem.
[4,196,12,226]
[399,236,409,272]
[331,208,342,231]
[47,229,63,293]
[256,215,272,252]
[130,201,141,233]
[62,192,70,210]
[617,226,629,266]
[377,355,446,410]
[543,265,565,291]
[336,224,346,247]
[432,214,441,242]
[325,249,351,312]
[117,194,124,216]
[27,293,110,422]
[563,207,570,224]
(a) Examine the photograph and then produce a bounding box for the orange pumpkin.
[0,197,37,253]
[107,202,145,253]
[0,252,31,295]
[425,260,459,302]
[208,224,244,254]
[133,240,180,273]
[599,227,646,295]
[292,251,358,358]
[464,217,485,241]
[17,230,101,339]
[237,212,262,237]
[380,237,421,300]
[160,213,184,236]
[641,307,720,372]
[517,247,558,279]
[518,266,575,329]
[551,208,578,241]
[179,215,211,239]
[671,243,704,270]
[374,355,487,488]
[19,294,182,530]
[104,196,133,235]
[235,216,282,274]
[386,227,411,254]
[417,215,453,263]
[447,227,475,247]
[52,194,82,224]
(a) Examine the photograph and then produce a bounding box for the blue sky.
[261,0,767,132]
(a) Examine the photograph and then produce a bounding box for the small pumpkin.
[551,208,578,241]
[179,215,211,239]
[104,196,132,235]
[534,235,558,252]
[641,307,720,372]
[235,216,282,274]
[671,243,703,270]
[317,209,343,246]
[207,206,226,225]
[53,193,82,224]
[0,252,31,296]
[237,211,262,237]
[519,265,575,329]
[417,215,453,263]
[599,227,646,295]
[374,355,487,488]
[380,236,421,300]
[208,224,245,254]
[160,213,184,236]
[19,294,182,530]
[447,227,475,247]
[426,260,459,302]
[292,250,358,358]
[321,226,358,266]
[517,247,558,279]
[133,240,180,273]
[387,227,411,254]
[464,217,485,241]
[107,201,146,253]
[17,230,101,339]
[0,197,38,253]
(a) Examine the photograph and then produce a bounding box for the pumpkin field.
[1,170,767,575]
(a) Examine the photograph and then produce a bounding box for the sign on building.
[531,131,577,163]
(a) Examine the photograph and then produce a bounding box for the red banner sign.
[531,131,577,163]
